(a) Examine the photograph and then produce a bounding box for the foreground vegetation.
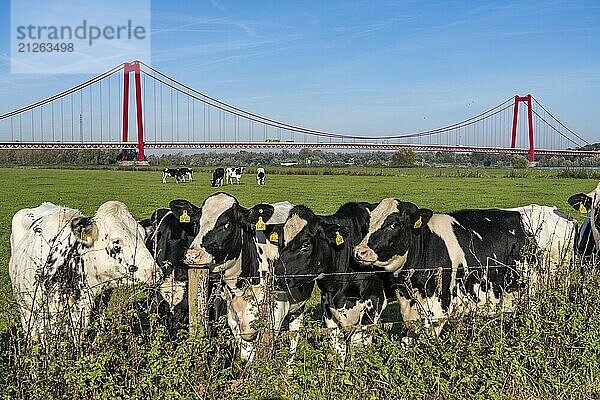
[0,167,599,399]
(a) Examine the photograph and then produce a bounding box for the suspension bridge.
[0,60,597,162]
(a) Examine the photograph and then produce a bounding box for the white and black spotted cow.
[162,168,185,184]
[353,199,577,342]
[568,182,600,256]
[211,167,225,187]
[226,167,245,185]
[9,201,163,342]
[184,193,309,362]
[139,199,207,335]
[256,168,266,186]
[274,202,391,360]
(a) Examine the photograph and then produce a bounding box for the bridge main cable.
[139,61,514,141]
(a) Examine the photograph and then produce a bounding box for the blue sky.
[0,0,599,142]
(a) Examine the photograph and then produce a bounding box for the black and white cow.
[568,182,600,256]
[226,167,245,185]
[140,199,204,334]
[353,199,577,342]
[9,201,163,342]
[256,168,266,186]
[184,193,309,362]
[162,168,184,184]
[211,167,225,187]
[274,202,390,359]
[178,167,194,182]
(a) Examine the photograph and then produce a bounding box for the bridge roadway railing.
[0,141,599,157]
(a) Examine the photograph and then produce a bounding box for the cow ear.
[410,208,433,231]
[321,223,350,247]
[567,193,592,214]
[71,216,98,247]
[169,199,201,222]
[244,204,275,225]
[138,218,155,239]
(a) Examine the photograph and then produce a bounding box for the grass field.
[0,166,599,399]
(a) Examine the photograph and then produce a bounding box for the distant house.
[280,162,299,166]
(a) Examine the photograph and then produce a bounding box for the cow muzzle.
[138,262,163,285]
[354,245,378,264]
[185,246,213,267]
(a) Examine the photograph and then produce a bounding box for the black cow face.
[275,207,349,288]
[354,199,432,272]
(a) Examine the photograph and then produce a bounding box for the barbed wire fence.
[5,207,599,368]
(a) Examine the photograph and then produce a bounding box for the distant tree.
[390,149,417,167]
[512,155,530,169]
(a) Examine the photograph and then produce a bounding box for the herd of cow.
[8,182,600,362]
[163,166,266,187]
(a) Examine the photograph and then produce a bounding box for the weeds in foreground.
[1,262,599,399]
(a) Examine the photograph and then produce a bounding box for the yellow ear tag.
[579,203,588,214]
[269,231,279,242]
[180,210,191,223]
[413,216,423,229]
[256,217,266,231]
[80,230,87,241]
[335,231,344,246]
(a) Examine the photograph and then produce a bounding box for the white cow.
[226,167,245,185]
[256,168,266,185]
[9,201,162,342]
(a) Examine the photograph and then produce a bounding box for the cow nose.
[185,245,211,266]
[354,245,369,260]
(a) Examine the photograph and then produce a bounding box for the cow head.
[354,198,433,273]
[568,182,600,250]
[275,205,350,288]
[75,201,162,287]
[184,193,274,274]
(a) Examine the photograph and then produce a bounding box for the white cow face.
[72,201,162,286]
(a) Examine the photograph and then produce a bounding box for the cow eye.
[224,222,231,229]
[386,223,396,231]
[301,241,311,250]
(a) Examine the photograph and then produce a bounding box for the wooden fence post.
[188,267,210,336]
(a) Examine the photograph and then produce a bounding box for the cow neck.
[239,227,261,286]
[46,235,87,300]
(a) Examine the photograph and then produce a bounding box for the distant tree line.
[1,145,599,168]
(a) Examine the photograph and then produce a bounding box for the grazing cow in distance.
[162,168,184,184]
[211,167,225,187]
[256,168,266,185]
[226,167,245,185]
[274,202,389,360]
[178,167,194,182]
[9,201,163,342]
[140,199,204,334]
[184,193,307,362]
[353,199,577,343]
[568,183,600,256]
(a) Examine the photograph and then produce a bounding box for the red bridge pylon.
[122,61,145,161]
[510,94,534,161]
